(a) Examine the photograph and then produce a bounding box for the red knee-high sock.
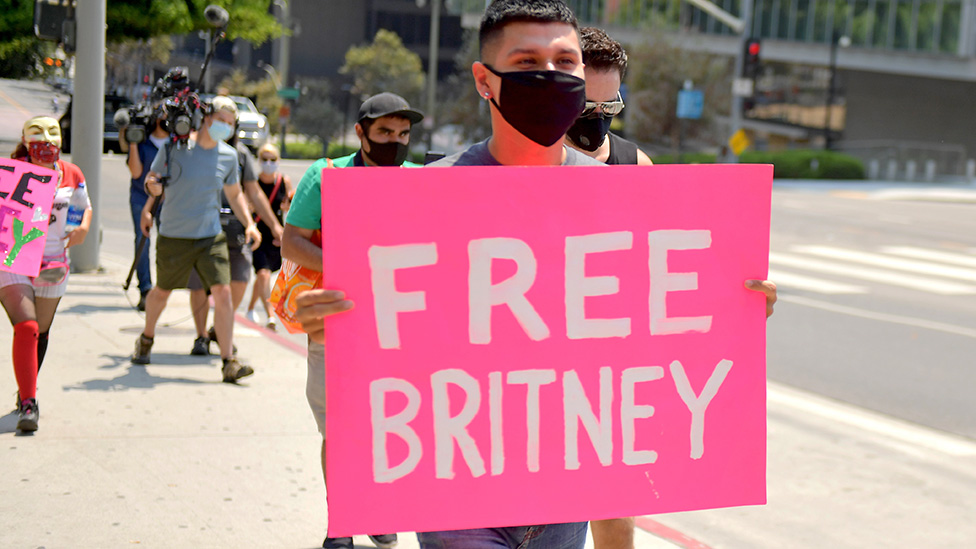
[13,320,39,401]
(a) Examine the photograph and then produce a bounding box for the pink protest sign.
[321,164,772,536]
[0,158,58,276]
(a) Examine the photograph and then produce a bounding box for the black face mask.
[364,138,409,166]
[484,65,586,147]
[567,113,613,152]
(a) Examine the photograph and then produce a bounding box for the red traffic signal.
[743,38,762,79]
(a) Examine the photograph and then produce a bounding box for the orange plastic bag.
[270,230,323,333]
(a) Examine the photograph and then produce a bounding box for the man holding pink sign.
[1,116,92,433]
[294,1,777,547]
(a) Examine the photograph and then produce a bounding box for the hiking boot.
[17,398,39,432]
[131,334,153,364]
[191,336,210,356]
[208,326,237,355]
[369,534,398,548]
[322,538,354,549]
[221,357,254,383]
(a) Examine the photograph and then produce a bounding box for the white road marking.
[769,252,976,295]
[794,245,976,282]
[778,294,976,338]
[768,268,868,294]
[881,246,976,269]
[768,381,976,457]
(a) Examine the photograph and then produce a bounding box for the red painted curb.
[235,313,308,357]
[634,517,713,549]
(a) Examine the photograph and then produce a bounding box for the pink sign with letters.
[0,158,57,276]
[321,164,772,536]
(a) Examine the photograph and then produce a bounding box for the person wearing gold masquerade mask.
[2,116,93,432]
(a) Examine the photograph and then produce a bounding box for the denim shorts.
[417,522,588,549]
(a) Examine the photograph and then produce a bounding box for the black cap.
[358,92,424,125]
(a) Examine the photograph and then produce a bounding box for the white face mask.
[209,120,234,142]
[260,160,279,174]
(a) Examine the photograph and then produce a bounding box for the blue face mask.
[209,120,234,142]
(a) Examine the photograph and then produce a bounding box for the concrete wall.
[842,70,976,176]
[289,0,369,79]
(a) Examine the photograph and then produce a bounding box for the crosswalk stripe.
[769,252,976,295]
[880,246,976,269]
[768,268,868,294]
[793,245,976,283]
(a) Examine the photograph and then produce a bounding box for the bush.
[283,140,325,160]
[650,149,865,179]
[740,150,865,179]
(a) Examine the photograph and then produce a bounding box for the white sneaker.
[245,309,260,324]
[266,316,277,332]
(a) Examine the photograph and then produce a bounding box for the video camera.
[115,67,210,146]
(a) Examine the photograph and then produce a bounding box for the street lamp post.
[824,32,850,150]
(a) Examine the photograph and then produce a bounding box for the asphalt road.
[767,185,976,439]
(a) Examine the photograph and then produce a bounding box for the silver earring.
[484,92,490,98]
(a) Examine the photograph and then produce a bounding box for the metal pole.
[426,0,442,151]
[727,0,753,163]
[278,0,291,88]
[69,0,106,272]
[824,32,839,150]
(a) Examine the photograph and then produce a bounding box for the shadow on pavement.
[62,363,209,392]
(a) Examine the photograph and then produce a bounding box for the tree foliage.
[625,35,732,152]
[106,0,282,45]
[437,29,492,143]
[340,29,426,107]
[0,0,281,78]
[288,78,343,155]
[217,68,285,133]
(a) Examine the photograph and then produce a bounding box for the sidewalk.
[2,239,976,547]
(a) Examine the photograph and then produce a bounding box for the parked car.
[201,94,269,150]
[58,94,134,153]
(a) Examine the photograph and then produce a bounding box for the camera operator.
[131,96,260,383]
[186,98,282,357]
[119,105,169,311]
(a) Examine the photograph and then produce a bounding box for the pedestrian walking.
[2,116,92,432]
[245,143,293,330]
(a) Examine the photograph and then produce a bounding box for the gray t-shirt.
[429,139,604,167]
[150,140,240,239]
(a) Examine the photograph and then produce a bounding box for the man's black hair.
[580,26,628,80]
[479,0,580,58]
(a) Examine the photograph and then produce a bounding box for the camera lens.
[125,126,146,144]
[173,115,192,137]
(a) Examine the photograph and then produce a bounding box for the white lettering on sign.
[648,230,713,335]
[565,232,634,340]
[368,360,733,482]
[369,244,438,349]
[469,237,551,344]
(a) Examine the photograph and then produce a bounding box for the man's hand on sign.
[745,279,777,318]
[294,289,354,344]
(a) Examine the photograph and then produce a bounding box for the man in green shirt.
[281,92,423,549]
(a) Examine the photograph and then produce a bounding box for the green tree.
[217,68,284,133]
[626,35,732,153]
[1,0,281,79]
[437,29,492,143]
[288,78,343,156]
[340,29,426,106]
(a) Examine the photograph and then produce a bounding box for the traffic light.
[743,38,762,79]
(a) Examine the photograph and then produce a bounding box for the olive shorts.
[155,233,231,291]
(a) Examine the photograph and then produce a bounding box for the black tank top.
[257,176,286,222]
[606,132,639,165]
